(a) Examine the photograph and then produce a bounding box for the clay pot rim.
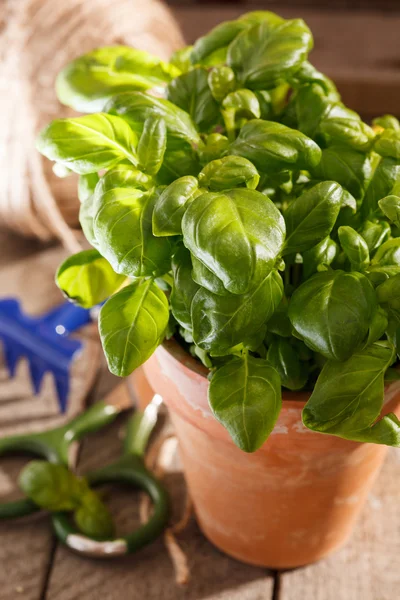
[161,337,400,411]
[162,337,311,408]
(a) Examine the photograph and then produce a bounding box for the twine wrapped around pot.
[0,0,184,251]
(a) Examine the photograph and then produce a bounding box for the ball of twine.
[0,0,184,251]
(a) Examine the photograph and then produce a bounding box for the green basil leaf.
[363,157,400,216]
[182,188,285,295]
[267,337,308,390]
[318,104,374,151]
[106,91,200,146]
[254,91,273,120]
[364,306,388,346]
[56,250,125,308]
[374,129,400,160]
[377,273,400,316]
[230,119,321,174]
[312,144,371,200]
[227,19,313,90]
[368,266,400,286]
[191,255,229,296]
[19,461,83,511]
[137,117,167,176]
[94,165,153,197]
[289,61,340,101]
[378,195,400,228]
[237,11,285,27]
[289,270,377,361]
[192,270,283,354]
[166,67,220,131]
[371,238,400,268]
[303,342,400,446]
[358,220,391,253]
[191,10,284,68]
[56,46,179,112]
[99,280,169,376]
[79,195,98,248]
[152,176,199,237]
[75,489,115,540]
[208,354,282,452]
[373,115,400,131]
[338,226,370,271]
[208,66,236,102]
[190,21,249,66]
[302,236,338,279]
[386,312,400,359]
[222,89,261,120]
[170,246,200,330]
[169,46,193,74]
[36,113,138,174]
[295,83,328,138]
[199,133,230,165]
[283,181,343,255]
[94,187,173,277]
[198,156,259,191]
[156,139,201,185]
[266,300,292,337]
[78,173,99,203]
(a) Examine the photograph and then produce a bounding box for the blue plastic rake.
[0,299,93,412]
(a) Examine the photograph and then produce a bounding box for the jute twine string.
[0,0,184,250]
[140,433,193,586]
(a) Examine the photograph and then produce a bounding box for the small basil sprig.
[19,462,114,540]
[38,10,400,453]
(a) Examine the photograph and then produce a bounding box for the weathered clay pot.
[141,339,400,569]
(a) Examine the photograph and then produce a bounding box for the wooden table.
[1,4,400,597]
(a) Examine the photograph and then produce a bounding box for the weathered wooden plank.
[0,465,54,600]
[173,6,400,116]
[279,449,400,600]
[45,384,275,600]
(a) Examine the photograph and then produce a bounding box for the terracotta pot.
[142,339,400,569]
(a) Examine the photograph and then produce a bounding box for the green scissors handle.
[0,386,170,557]
[0,390,131,519]
[53,455,169,557]
[52,395,170,557]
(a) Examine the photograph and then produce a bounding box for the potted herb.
[38,11,400,568]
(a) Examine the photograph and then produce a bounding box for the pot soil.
[139,339,400,569]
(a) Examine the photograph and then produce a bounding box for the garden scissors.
[0,384,170,557]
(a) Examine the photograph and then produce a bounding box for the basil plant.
[38,12,400,452]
